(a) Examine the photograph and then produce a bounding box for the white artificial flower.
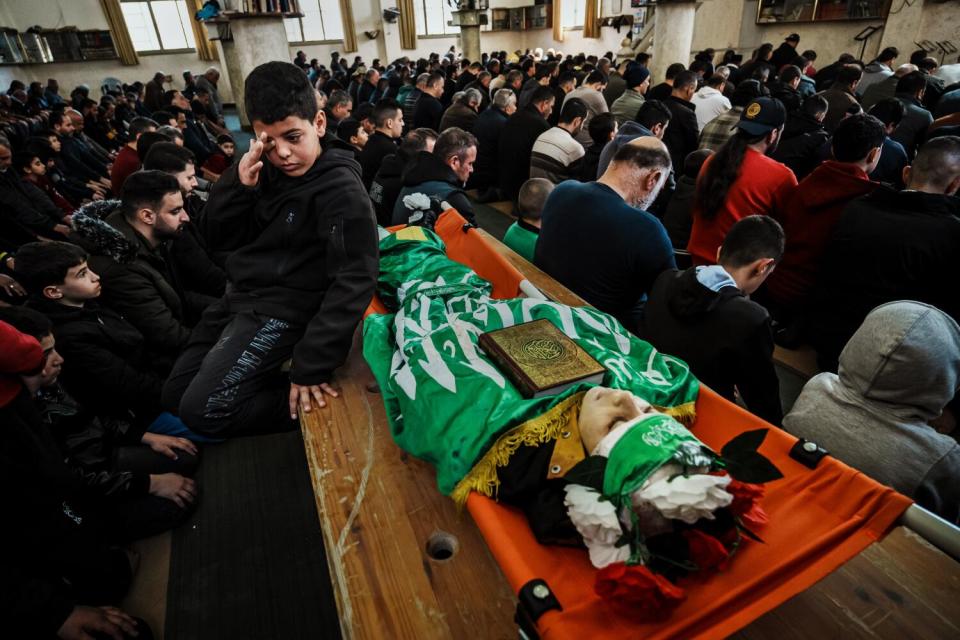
[587,538,631,568]
[402,192,431,211]
[564,484,629,568]
[632,465,733,525]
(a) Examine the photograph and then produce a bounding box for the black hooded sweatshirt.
[390,150,476,227]
[642,267,783,425]
[771,111,831,180]
[369,147,413,227]
[26,297,164,433]
[202,146,379,385]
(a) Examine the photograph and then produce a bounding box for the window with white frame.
[561,0,584,28]
[415,0,458,36]
[120,0,197,52]
[284,0,344,43]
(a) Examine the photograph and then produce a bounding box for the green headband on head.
[602,413,708,507]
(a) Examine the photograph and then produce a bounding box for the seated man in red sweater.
[687,98,797,265]
[763,114,884,318]
[109,116,158,195]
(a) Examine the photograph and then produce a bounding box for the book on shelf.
[478,319,606,399]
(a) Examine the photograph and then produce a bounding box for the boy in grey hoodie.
[784,301,960,523]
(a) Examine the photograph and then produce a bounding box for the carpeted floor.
[165,431,341,640]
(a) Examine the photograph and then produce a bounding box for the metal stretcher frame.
[299,212,960,639]
[506,230,960,564]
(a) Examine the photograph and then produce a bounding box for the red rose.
[727,479,769,529]
[594,562,685,620]
[683,529,730,571]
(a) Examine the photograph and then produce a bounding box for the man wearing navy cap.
[610,64,652,126]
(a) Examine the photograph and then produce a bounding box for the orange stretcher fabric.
[467,388,912,639]
[368,210,913,639]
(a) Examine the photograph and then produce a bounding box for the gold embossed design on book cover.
[483,319,605,392]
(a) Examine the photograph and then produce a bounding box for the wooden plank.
[300,331,517,640]
[773,344,820,380]
[731,528,960,639]
[476,228,587,308]
[485,200,515,217]
[122,532,170,639]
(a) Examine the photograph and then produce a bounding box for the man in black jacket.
[769,65,803,113]
[391,127,477,226]
[642,215,785,425]
[68,173,196,365]
[469,88,516,197]
[0,305,197,529]
[52,111,110,187]
[771,94,831,180]
[357,68,381,105]
[358,98,403,190]
[497,86,555,202]
[369,128,437,226]
[662,71,700,173]
[162,62,379,437]
[770,34,800,72]
[402,73,428,134]
[413,72,445,131]
[142,141,227,300]
[0,137,71,241]
[808,135,960,370]
[162,90,218,165]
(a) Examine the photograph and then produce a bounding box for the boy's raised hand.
[239,131,268,187]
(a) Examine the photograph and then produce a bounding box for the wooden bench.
[300,232,960,639]
[773,344,820,380]
[299,341,517,638]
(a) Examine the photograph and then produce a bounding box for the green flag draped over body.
[362,227,700,500]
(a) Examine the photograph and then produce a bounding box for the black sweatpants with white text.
[161,297,304,437]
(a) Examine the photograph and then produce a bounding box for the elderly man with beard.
[535,137,676,333]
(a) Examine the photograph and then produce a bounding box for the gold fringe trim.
[656,401,697,425]
[451,392,586,508]
[450,395,698,507]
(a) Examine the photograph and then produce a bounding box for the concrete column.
[221,17,291,127]
[651,1,699,85]
[451,10,483,63]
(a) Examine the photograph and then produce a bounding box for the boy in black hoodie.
[642,215,785,425]
[162,62,379,437]
[16,241,205,453]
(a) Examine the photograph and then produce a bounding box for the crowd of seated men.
[2,39,959,636]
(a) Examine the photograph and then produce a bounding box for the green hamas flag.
[362,228,699,498]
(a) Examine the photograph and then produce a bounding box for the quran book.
[479,319,606,398]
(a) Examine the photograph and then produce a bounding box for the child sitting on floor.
[200,133,236,180]
[13,150,75,216]
[15,241,214,444]
[336,118,369,155]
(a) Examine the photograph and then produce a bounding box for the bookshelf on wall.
[756,0,892,24]
[490,3,553,32]
[226,0,302,14]
[0,27,118,65]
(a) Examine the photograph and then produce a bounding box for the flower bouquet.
[564,409,782,621]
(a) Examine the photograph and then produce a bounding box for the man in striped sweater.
[529,98,587,185]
